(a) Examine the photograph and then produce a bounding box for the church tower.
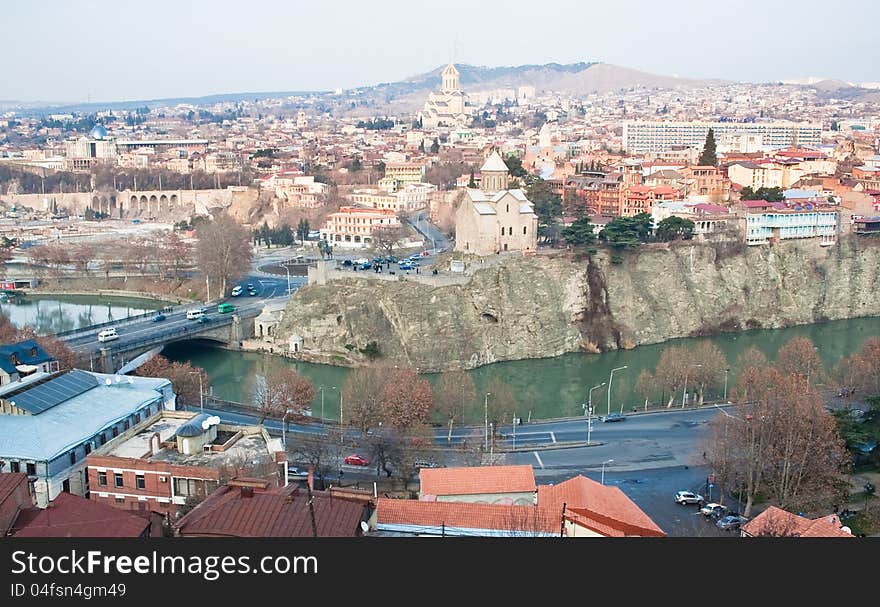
[441,64,461,94]
[480,150,510,192]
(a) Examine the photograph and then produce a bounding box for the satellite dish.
[360,521,369,533]
[114,375,123,383]
[104,378,112,386]
[841,526,852,534]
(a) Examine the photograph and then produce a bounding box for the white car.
[354,257,370,265]
[231,285,243,297]
[674,491,704,505]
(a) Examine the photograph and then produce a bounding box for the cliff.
[276,237,880,371]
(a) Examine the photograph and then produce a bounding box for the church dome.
[88,124,109,140]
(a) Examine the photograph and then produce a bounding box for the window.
[62,479,70,493]
[69,451,77,465]
[501,227,505,236]
[100,432,106,445]
[98,471,107,486]
[10,461,20,473]
[26,463,36,476]
[136,475,145,490]
[112,427,119,438]
[114,473,124,488]
[123,420,129,431]
[523,226,527,235]
[31,347,37,357]
[115,497,125,504]
[84,443,91,455]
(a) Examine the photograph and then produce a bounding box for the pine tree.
[468,168,476,188]
[698,128,718,166]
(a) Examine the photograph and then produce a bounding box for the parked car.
[354,258,370,265]
[716,514,749,531]
[398,262,414,271]
[342,259,353,267]
[344,454,370,466]
[152,312,166,322]
[247,287,258,296]
[603,412,626,423]
[387,255,399,264]
[674,491,704,505]
[287,466,309,479]
[231,285,243,297]
[414,459,440,469]
[700,503,728,518]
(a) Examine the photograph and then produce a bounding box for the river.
[0,294,162,334]
[162,316,880,423]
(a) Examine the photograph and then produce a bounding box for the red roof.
[537,475,666,537]
[741,506,853,538]
[0,472,29,507]
[174,484,367,537]
[11,492,150,538]
[419,465,536,498]
[376,499,557,534]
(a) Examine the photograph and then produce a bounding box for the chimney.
[240,486,254,499]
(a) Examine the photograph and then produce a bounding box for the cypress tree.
[698,128,718,166]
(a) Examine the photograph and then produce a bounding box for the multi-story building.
[85,411,284,518]
[383,162,426,189]
[320,205,400,247]
[0,369,174,507]
[681,165,731,202]
[419,64,470,129]
[728,161,803,190]
[350,182,434,213]
[619,185,679,217]
[742,200,838,246]
[623,121,822,154]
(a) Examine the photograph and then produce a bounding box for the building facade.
[320,205,400,247]
[420,64,470,129]
[623,121,822,154]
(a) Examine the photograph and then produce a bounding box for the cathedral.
[454,150,539,256]
[419,64,470,129]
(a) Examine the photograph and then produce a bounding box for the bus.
[217,303,235,314]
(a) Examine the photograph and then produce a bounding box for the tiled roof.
[0,472,29,506]
[174,484,367,537]
[11,492,150,538]
[741,506,853,538]
[376,498,557,535]
[537,475,666,537]
[419,465,536,498]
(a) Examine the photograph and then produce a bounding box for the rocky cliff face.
[276,238,880,371]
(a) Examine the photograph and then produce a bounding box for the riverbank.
[21,274,204,305]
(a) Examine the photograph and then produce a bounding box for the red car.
[344,454,370,466]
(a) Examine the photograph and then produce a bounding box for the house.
[85,411,285,518]
[0,369,174,506]
[173,478,370,537]
[319,205,400,248]
[0,339,59,385]
[740,506,853,538]
[9,491,152,538]
[372,467,664,537]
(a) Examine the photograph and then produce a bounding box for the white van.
[186,309,205,320]
[97,328,119,343]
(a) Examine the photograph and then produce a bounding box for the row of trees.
[561,213,696,249]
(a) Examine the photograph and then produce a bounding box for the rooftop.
[741,506,853,538]
[11,492,150,538]
[420,465,536,498]
[0,372,170,461]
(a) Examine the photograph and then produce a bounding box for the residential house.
[740,506,853,538]
[0,472,33,535]
[0,339,59,385]
[319,205,400,248]
[9,491,152,538]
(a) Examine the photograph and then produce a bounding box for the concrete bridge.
[61,303,261,373]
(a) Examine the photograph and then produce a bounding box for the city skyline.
[2,0,878,103]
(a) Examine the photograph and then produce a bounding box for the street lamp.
[607,366,627,416]
[282,408,295,450]
[318,385,336,422]
[484,393,491,451]
[285,261,291,296]
[723,368,730,402]
[188,371,204,412]
[584,382,605,445]
[682,364,703,408]
[601,459,614,486]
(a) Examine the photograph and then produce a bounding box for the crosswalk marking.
[533,452,544,469]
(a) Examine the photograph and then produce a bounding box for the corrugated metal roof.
[11,492,150,537]
[8,370,99,415]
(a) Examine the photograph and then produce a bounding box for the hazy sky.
[3,0,877,102]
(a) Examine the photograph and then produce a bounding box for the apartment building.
[320,205,400,247]
[623,121,822,154]
[350,182,434,213]
[742,200,838,245]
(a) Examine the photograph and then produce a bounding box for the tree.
[251,368,316,419]
[196,213,253,299]
[654,345,689,407]
[379,367,433,431]
[704,369,849,517]
[655,216,695,242]
[776,336,823,385]
[634,369,656,410]
[288,429,345,489]
[698,128,717,167]
[485,377,518,445]
[434,370,476,442]
[689,342,728,406]
[562,217,597,247]
[341,366,385,434]
[740,186,784,202]
[599,213,653,248]
[467,168,476,188]
[504,154,528,178]
[0,246,13,275]
[430,138,440,154]
[134,355,207,408]
[160,231,193,279]
[370,224,406,258]
[837,337,880,396]
[296,218,310,245]
[70,244,96,275]
[350,156,362,172]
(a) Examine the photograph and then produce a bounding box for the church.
[420,64,470,129]
[454,150,539,256]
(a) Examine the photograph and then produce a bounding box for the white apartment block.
[623,121,822,154]
[350,182,435,214]
[745,208,838,246]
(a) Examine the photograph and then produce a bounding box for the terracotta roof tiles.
[419,465,536,498]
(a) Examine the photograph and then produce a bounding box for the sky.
[2,0,878,103]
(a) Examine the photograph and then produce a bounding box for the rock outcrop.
[276,237,880,371]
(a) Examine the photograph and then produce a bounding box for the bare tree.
[380,366,433,431]
[775,336,824,385]
[371,224,407,258]
[690,342,728,406]
[654,345,688,407]
[70,244,95,276]
[251,368,316,420]
[135,355,207,408]
[434,370,476,443]
[634,368,655,411]
[836,337,880,396]
[288,429,345,489]
[485,377,518,446]
[341,365,385,434]
[195,213,253,297]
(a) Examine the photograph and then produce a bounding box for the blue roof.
[0,339,54,375]
[0,372,171,461]
[177,413,211,437]
[783,189,819,199]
